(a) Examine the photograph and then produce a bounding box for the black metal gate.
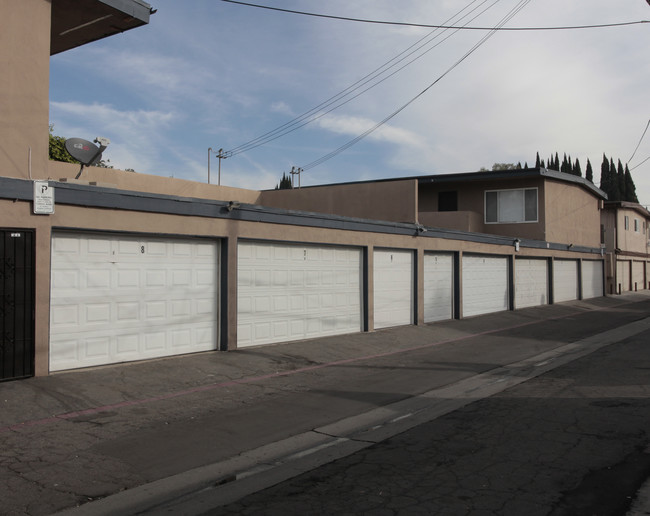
[1,230,35,381]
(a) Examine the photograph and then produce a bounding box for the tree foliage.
[275,172,292,190]
[484,149,639,203]
[48,124,115,169]
[585,159,593,183]
[49,124,78,164]
[598,154,638,202]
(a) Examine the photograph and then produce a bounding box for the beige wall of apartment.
[0,0,51,181]
[259,179,419,223]
[418,177,547,240]
[544,179,601,248]
[615,207,650,254]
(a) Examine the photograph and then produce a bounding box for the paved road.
[1,293,649,515]
[190,324,650,516]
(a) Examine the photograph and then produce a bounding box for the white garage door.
[423,253,453,323]
[617,260,631,293]
[462,255,509,317]
[515,258,548,309]
[50,233,218,371]
[553,259,579,302]
[374,249,414,329]
[632,261,645,291]
[582,260,604,299]
[237,241,362,347]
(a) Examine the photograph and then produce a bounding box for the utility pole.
[207,147,212,184]
[217,148,227,186]
[290,166,303,188]
[208,148,228,185]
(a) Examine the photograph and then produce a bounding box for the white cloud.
[270,101,294,116]
[316,113,425,147]
[50,101,175,174]
[48,0,650,203]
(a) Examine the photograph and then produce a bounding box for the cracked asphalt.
[208,331,650,516]
[1,292,649,516]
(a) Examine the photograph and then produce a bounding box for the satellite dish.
[65,138,102,166]
[64,137,110,179]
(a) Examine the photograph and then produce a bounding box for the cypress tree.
[585,159,593,183]
[600,154,611,198]
[617,159,626,202]
[535,152,541,168]
[624,164,638,202]
[561,153,569,174]
[275,172,292,190]
[540,158,545,168]
[609,158,620,201]
[574,158,582,177]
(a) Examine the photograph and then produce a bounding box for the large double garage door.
[50,233,219,371]
[237,241,363,347]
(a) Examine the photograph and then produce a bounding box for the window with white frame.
[625,215,629,230]
[634,218,640,232]
[485,188,538,224]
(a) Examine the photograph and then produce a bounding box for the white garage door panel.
[50,233,218,371]
[462,255,509,317]
[423,253,453,323]
[632,261,645,291]
[515,258,548,309]
[553,259,579,302]
[238,242,362,347]
[582,260,604,299]
[617,260,631,292]
[374,249,414,329]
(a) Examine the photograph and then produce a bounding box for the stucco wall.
[418,177,547,240]
[0,0,51,181]
[1,185,601,376]
[48,161,262,204]
[544,180,601,248]
[616,208,649,254]
[259,180,418,223]
[418,211,484,232]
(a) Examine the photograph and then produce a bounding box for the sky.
[50,0,649,204]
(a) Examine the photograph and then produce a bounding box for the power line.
[225,0,497,158]
[300,0,534,172]
[630,156,650,171]
[221,0,648,31]
[629,118,650,162]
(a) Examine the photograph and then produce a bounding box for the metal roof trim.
[0,176,602,255]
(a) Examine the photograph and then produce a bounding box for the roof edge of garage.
[1,176,603,256]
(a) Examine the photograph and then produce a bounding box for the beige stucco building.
[601,202,650,294]
[1,0,611,381]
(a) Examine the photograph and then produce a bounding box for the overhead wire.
[630,156,650,171]
[220,0,648,31]
[225,0,497,157]
[628,118,650,162]
[300,0,534,172]
[219,0,647,161]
